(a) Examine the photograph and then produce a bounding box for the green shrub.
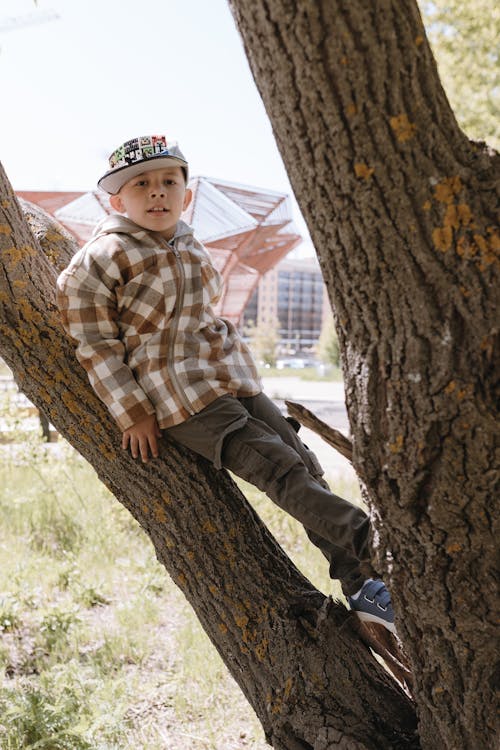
[0,680,92,749]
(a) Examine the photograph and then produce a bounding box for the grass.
[0,388,362,749]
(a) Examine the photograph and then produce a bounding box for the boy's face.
[109,166,192,240]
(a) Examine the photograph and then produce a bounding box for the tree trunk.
[0,174,419,747]
[228,1,499,749]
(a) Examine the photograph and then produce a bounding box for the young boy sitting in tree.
[56,134,396,632]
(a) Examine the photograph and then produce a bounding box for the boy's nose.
[150,185,165,197]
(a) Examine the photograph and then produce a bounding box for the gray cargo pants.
[166,392,375,594]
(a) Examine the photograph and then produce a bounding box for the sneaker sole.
[355,611,397,634]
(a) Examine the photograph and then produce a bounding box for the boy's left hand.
[122,414,162,463]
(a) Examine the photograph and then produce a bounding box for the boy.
[56,135,395,632]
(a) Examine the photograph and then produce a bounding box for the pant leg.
[166,393,372,594]
[238,393,325,477]
[237,393,378,591]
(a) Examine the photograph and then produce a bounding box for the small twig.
[285,400,353,462]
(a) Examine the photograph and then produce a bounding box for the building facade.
[243,256,330,355]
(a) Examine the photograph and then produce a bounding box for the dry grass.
[0,389,361,749]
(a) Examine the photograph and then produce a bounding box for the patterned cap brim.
[98,154,188,194]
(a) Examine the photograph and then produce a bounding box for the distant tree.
[244,317,280,366]
[419,0,500,147]
[317,314,340,367]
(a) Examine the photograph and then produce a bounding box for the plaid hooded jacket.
[56,216,262,430]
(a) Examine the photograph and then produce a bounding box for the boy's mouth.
[147,207,169,213]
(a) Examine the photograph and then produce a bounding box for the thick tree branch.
[228,1,498,748]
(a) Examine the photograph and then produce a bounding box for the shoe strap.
[362,579,391,607]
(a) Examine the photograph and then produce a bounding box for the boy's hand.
[122,414,162,463]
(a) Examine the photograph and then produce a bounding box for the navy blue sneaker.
[348,579,396,633]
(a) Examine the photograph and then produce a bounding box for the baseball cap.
[98,135,188,194]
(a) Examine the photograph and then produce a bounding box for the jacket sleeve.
[56,249,156,431]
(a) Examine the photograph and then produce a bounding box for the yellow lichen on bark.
[432,201,472,252]
[44,231,65,243]
[37,388,52,405]
[0,224,12,235]
[456,237,476,259]
[432,226,453,252]
[444,204,473,230]
[61,390,84,415]
[388,435,404,453]
[2,244,36,271]
[202,519,217,534]
[45,248,61,266]
[389,114,417,142]
[235,614,249,629]
[434,176,462,204]
[153,501,168,524]
[474,230,500,269]
[18,299,44,327]
[100,445,117,461]
[428,177,498,268]
[455,229,499,267]
[223,539,237,561]
[283,676,293,698]
[456,384,473,401]
[354,163,374,180]
[255,637,269,661]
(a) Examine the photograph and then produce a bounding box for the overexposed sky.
[0,0,314,252]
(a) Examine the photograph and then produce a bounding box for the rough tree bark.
[0,180,418,746]
[228,1,499,749]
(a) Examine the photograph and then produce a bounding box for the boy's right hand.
[122,414,162,463]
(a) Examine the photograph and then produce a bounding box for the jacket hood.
[91,214,194,243]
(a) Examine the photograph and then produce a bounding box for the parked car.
[275,358,316,370]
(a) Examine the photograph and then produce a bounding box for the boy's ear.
[183,188,193,211]
[109,193,126,213]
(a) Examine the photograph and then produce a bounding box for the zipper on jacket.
[164,240,196,417]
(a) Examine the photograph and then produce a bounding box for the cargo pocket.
[221,418,301,491]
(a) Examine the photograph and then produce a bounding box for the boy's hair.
[98,135,189,195]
